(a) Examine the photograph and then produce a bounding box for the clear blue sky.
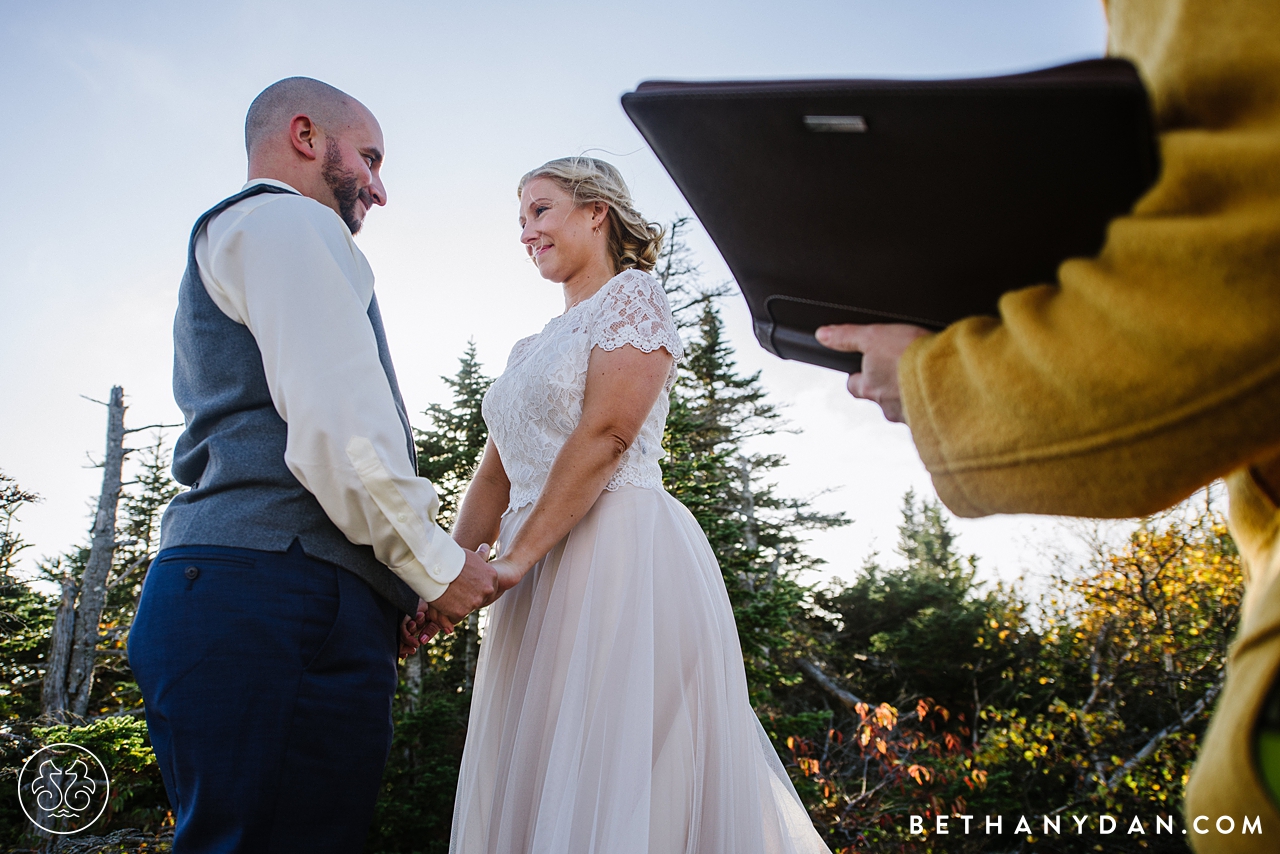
[0,1,1109,583]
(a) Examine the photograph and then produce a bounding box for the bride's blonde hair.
[518,156,665,274]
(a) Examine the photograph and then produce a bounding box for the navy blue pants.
[128,541,400,853]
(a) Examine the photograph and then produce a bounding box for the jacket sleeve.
[898,0,1280,519]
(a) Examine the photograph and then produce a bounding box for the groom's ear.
[289,114,322,161]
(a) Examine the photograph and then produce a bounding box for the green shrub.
[32,714,170,835]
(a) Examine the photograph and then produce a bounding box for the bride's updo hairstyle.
[518,156,665,274]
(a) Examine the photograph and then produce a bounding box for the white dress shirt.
[193,179,464,602]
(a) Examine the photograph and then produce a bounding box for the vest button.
[184,566,200,580]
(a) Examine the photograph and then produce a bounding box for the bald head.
[245,77,364,157]
[241,77,387,234]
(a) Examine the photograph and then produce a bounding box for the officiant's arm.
[488,344,674,592]
[814,0,1280,520]
[452,439,510,552]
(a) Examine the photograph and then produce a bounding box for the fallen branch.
[1103,681,1222,792]
[799,658,865,710]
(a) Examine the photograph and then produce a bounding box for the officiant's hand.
[430,545,499,623]
[815,323,932,423]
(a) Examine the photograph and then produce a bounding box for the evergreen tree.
[1,439,180,725]
[0,471,39,576]
[415,339,493,531]
[787,493,1036,851]
[2,457,176,842]
[371,344,494,854]
[809,491,1035,718]
[411,340,494,698]
[655,224,849,711]
[0,472,53,723]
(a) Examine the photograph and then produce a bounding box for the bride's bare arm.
[452,438,511,552]
[491,343,674,591]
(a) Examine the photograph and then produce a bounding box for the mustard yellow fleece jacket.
[899,0,1280,521]
[897,2,1280,849]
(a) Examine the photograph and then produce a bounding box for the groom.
[128,77,496,852]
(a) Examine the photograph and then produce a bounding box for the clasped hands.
[397,543,524,658]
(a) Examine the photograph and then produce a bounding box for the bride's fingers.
[398,619,420,658]
[399,615,418,643]
[428,606,455,635]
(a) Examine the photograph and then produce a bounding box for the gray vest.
[160,184,419,615]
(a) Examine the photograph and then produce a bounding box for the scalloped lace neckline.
[553,270,642,320]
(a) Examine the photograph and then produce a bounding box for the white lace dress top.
[482,269,684,512]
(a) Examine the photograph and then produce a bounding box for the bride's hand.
[487,556,525,602]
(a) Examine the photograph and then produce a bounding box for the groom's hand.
[430,546,498,623]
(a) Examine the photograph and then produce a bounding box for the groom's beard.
[322,139,372,235]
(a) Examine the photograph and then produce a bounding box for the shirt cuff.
[388,545,466,603]
[347,436,468,602]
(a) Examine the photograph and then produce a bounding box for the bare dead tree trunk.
[68,386,128,717]
[463,612,479,693]
[404,647,423,712]
[42,386,127,722]
[40,560,78,718]
[737,455,757,594]
[738,455,758,553]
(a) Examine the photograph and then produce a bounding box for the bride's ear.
[591,201,609,231]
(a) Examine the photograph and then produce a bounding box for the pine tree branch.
[108,551,153,590]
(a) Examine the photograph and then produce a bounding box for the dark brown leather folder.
[621,59,1159,372]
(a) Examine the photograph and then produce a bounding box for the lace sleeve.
[588,270,684,361]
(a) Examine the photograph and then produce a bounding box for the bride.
[443,156,830,854]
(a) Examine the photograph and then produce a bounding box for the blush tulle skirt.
[449,485,830,854]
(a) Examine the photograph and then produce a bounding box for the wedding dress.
[449,269,831,854]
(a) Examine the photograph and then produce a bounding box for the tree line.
[1,221,1237,852]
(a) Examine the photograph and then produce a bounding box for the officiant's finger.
[815,324,868,353]
[846,371,867,399]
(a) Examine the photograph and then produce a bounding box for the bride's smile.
[518,175,615,309]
